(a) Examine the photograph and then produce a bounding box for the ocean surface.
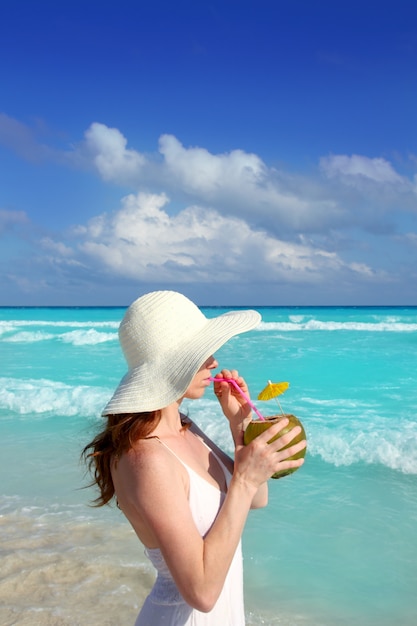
[1,305,417,626]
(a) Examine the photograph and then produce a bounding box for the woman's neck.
[156,401,185,436]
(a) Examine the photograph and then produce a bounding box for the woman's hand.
[234,417,306,487]
[212,369,253,442]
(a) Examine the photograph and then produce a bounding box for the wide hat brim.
[102,308,261,414]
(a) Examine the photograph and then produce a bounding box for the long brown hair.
[82,410,161,507]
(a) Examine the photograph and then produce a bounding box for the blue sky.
[1,0,417,306]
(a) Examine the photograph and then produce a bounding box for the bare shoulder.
[115,437,181,487]
[113,437,192,548]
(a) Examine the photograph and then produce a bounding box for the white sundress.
[134,439,245,626]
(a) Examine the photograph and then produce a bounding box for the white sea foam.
[0,321,19,337]
[3,316,416,337]
[60,329,116,345]
[2,330,56,342]
[0,319,119,328]
[310,422,417,474]
[258,320,417,332]
[0,326,117,344]
[301,396,365,408]
[0,377,109,417]
[0,320,119,346]
[288,315,306,323]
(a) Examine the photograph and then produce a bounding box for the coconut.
[243,414,307,479]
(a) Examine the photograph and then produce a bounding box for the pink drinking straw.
[209,377,265,421]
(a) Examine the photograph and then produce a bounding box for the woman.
[83,290,306,625]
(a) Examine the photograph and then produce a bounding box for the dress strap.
[153,437,188,468]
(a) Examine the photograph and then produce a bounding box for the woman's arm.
[189,412,268,510]
[115,420,305,613]
[211,369,269,508]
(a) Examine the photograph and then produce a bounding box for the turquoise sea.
[1,305,417,626]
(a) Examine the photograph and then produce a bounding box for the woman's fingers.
[212,369,251,415]
[275,438,307,462]
[245,419,307,474]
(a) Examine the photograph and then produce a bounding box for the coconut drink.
[210,377,307,479]
[243,413,306,479]
[244,380,307,479]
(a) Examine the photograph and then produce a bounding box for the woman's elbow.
[182,585,220,613]
[194,597,217,613]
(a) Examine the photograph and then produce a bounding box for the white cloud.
[158,133,265,193]
[40,237,73,257]
[2,115,416,229]
[2,116,416,303]
[82,122,146,183]
[319,153,417,225]
[8,116,415,235]
[320,154,406,185]
[74,123,343,233]
[71,191,375,285]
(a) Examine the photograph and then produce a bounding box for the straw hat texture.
[102,290,261,414]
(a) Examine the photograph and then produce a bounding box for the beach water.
[1,305,417,625]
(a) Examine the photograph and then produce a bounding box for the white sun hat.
[102,290,261,415]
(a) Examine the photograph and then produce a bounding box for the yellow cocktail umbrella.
[257,380,289,414]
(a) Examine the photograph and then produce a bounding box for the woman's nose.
[206,355,218,369]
